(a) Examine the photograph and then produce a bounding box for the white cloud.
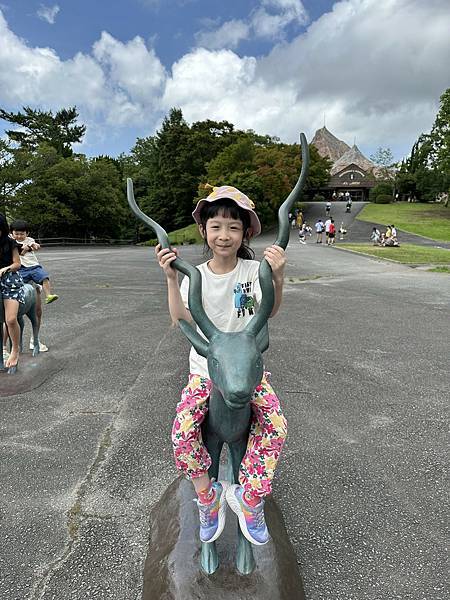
[0,1,449,159]
[0,11,166,133]
[195,0,309,50]
[195,20,250,50]
[37,4,60,25]
[252,0,309,39]
[175,0,450,158]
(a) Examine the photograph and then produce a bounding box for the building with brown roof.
[312,127,377,200]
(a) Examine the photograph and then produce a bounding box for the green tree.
[0,139,31,215]
[0,106,85,157]
[429,88,450,176]
[11,150,127,238]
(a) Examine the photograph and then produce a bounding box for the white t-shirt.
[180,258,262,378]
[18,236,40,268]
[325,218,332,232]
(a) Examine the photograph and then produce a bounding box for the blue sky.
[0,0,449,161]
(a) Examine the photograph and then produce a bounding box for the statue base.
[142,476,305,600]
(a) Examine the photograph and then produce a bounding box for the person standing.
[315,219,324,243]
[324,216,332,243]
[327,219,336,245]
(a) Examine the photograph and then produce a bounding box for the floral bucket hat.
[192,185,262,237]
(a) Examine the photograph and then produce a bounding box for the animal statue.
[127,133,309,575]
[0,282,40,374]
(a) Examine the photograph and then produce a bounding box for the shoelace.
[196,499,216,526]
[245,499,265,528]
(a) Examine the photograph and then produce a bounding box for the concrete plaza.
[1,237,448,599]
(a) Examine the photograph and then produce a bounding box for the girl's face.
[201,213,246,259]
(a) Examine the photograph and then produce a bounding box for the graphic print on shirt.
[233,281,256,318]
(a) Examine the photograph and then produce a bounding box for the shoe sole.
[226,487,269,546]
[202,481,229,544]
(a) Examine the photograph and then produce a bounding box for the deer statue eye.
[256,358,262,368]
[211,358,219,370]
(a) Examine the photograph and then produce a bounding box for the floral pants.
[171,372,287,500]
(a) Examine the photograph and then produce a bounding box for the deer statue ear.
[256,322,269,353]
[178,319,209,357]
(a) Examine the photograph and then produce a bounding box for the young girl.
[155,185,287,546]
[0,213,25,369]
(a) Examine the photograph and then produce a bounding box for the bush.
[370,181,393,203]
[312,194,325,202]
[375,194,392,204]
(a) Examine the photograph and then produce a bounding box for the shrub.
[312,194,325,202]
[375,194,392,204]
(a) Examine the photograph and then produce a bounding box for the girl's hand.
[155,244,179,280]
[264,245,286,284]
[0,266,10,277]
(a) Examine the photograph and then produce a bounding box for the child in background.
[10,221,58,305]
[10,220,57,351]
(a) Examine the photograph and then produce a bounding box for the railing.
[36,237,135,246]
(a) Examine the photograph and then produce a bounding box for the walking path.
[299,202,450,248]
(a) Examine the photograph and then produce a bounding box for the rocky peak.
[311,126,350,162]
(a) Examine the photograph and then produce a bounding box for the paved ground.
[1,235,449,600]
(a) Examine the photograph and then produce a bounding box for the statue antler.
[246,132,309,336]
[127,179,219,340]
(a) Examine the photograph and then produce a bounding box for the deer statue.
[0,282,41,374]
[127,133,309,575]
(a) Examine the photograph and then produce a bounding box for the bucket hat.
[192,185,261,237]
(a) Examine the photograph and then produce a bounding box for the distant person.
[370,227,381,245]
[315,219,324,243]
[385,225,392,240]
[325,201,331,216]
[324,217,332,242]
[339,222,347,240]
[10,220,58,351]
[10,220,59,306]
[296,211,304,229]
[327,219,336,245]
[391,224,397,239]
[298,224,307,244]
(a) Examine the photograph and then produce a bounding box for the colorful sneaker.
[29,340,49,352]
[45,294,59,304]
[226,484,269,545]
[195,480,229,543]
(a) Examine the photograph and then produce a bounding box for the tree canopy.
[1,91,447,240]
[0,106,85,158]
[396,88,450,202]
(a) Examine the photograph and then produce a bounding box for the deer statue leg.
[200,426,222,575]
[229,439,256,575]
[28,303,40,357]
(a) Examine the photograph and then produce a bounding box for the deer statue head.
[127,133,309,411]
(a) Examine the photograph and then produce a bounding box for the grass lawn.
[338,243,450,265]
[357,202,450,242]
[142,223,203,246]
